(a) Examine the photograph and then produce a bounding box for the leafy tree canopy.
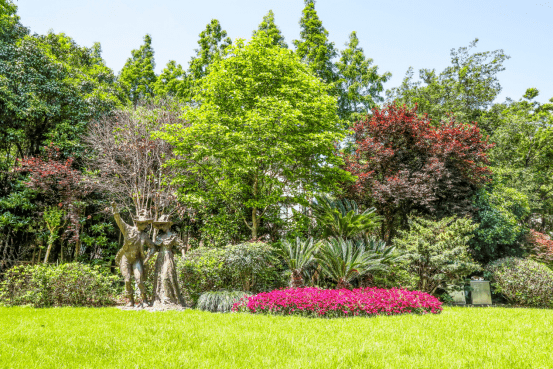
[336,31,391,121]
[0,30,118,168]
[387,39,510,126]
[343,104,493,241]
[158,33,353,240]
[0,0,26,43]
[489,88,553,232]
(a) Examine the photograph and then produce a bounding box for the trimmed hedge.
[485,257,553,308]
[0,263,120,307]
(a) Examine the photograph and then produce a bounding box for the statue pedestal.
[449,290,466,305]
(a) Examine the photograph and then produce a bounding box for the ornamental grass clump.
[233,287,442,318]
[197,291,250,313]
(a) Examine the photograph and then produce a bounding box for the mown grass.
[1,306,552,369]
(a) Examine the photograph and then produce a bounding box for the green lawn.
[1,307,552,369]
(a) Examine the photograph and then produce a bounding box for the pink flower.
[232,287,443,318]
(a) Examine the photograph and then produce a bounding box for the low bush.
[485,257,553,308]
[233,287,443,318]
[177,242,286,304]
[197,291,250,313]
[0,263,119,307]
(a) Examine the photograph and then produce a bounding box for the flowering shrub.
[232,287,442,318]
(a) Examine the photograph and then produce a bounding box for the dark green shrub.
[0,263,120,307]
[197,290,250,313]
[177,248,229,303]
[470,186,530,264]
[177,242,286,304]
[225,242,285,292]
[485,257,553,308]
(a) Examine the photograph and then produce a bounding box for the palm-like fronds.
[316,237,402,289]
[312,195,381,240]
[277,237,318,287]
[361,236,404,266]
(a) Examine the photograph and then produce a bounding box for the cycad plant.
[316,237,401,289]
[362,236,403,266]
[312,195,381,240]
[276,237,318,288]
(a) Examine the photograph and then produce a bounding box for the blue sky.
[17,0,553,103]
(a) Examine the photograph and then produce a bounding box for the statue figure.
[111,202,154,307]
[151,215,185,307]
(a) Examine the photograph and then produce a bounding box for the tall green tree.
[36,33,121,151]
[293,0,338,86]
[252,10,287,48]
[0,2,120,269]
[387,39,510,126]
[0,31,118,163]
[158,34,352,240]
[188,19,232,82]
[118,34,157,107]
[336,31,391,121]
[489,88,553,233]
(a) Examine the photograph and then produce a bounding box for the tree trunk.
[74,239,80,261]
[251,175,259,240]
[290,269,304,288]
[251,207,258,240]
[74,220,81,260]
[336,278,351,290]
[43,241,53,264]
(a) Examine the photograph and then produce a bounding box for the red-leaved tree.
[17,145,91,260]
[527,230,553,267]
[343,104,493,241]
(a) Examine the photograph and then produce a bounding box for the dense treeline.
[1,0,552,280]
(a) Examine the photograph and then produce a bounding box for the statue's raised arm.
[111,201,132,238]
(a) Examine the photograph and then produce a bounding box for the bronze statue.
[111,202,154,307]
[151,215,185,307]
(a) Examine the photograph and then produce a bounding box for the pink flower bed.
[232,287,442,318]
